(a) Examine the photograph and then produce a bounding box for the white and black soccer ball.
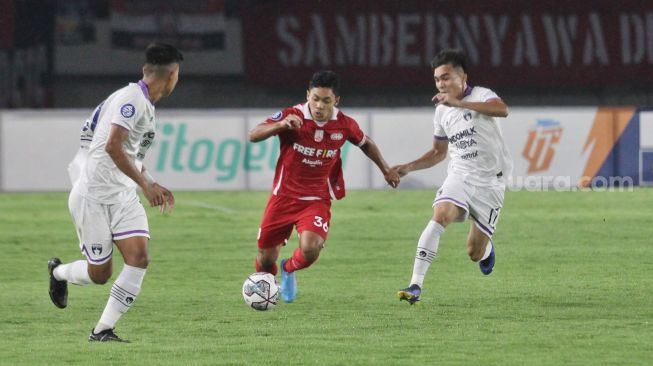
[242,272,279,311]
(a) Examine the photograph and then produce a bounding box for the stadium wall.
[0,107,650,192]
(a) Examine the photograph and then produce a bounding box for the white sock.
[53,260,92,285]
[409,220,445,288]
[481,241,493,261]
[94,264,146,334]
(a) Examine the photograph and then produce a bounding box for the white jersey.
[433,85,513,186]
[74,81,156,204]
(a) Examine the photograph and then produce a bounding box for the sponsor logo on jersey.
[448,126,476,144]
[523,119,563,173]
[330,132,343,140]
[293,142,338,158]
[314,129,324,142]
[120,103,136,118]
[270,111,283,121]
[460,150,479,160]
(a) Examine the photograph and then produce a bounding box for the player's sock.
[409,220,445,287]
[480,241,493,261]
[94,264,146,334]
[255,258,278,276]
[53,260,92,285]
[282,247,316,273]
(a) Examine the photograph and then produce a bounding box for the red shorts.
[257,194,332,249]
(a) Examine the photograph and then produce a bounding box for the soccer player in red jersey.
[249,70,400,302]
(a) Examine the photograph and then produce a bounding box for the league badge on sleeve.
[270,111,283,121]
[120,104,136,118]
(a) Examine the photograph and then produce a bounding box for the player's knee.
[89,268,112,284]
[124,252,150,269]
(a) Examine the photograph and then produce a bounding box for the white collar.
[301,102,339,123]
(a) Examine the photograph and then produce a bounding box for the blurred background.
[1,0,652,109]
[1,0,652,192]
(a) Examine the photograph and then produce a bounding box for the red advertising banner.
[241,0,653,88]
[0,0,15,48]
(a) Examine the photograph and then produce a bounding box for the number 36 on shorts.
[313,216,329,232]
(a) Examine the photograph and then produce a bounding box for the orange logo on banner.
[522,120,563,173]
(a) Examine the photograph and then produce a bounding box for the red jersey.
[264,103,366,200]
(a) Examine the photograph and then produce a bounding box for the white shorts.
[433,174,505,238]
[68,190,150,265]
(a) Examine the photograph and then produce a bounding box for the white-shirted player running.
[48,43,183,341]
[395,49,513,305]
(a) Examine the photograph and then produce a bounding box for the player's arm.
[248,114,303,142]
[433,93,508,117]
[105,124,167,208]
[458,98,508,117]
[359,136,400,188]
[392,138,448,177]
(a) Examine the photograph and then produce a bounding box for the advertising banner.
[241,0,653,88]
[0,107,645,191]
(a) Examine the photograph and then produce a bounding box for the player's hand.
[157,184,175,214]
[432,92,462,107]
[143,183,173,213]
[279,114,303,129]
[391,164,410,177]
[384,169,400,188]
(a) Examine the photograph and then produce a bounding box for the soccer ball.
[242,272,279,311]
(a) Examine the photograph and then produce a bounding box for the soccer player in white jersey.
[47,43,183,341]
[394,49,513,305]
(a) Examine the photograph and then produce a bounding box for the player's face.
[433,64,467,99]
[306,87,339,122]
[162,63,180,97]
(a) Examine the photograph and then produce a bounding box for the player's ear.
[334,96,340,106]
[306,90,310,101]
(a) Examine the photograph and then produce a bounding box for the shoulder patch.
[120,103,136,118]
[270,111,283,121]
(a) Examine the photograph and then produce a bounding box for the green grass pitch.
[0,189,651,365]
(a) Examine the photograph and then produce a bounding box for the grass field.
[0,189,651,365]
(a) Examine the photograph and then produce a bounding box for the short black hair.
[308,70,340,96]
[431,49,467,73]
[145,43,184,65]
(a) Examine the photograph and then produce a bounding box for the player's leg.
[89,199,149,343]
[279,200,330,302]
[399,176,470,304]
[49,192,110,308]
[466,223,494,275]
[255,194,297,275]
[467,184,504,275]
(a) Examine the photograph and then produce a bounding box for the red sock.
[255,258,278,276]
[283,247,317,273]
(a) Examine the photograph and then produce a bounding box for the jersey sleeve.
[346,116,366,146]
[109,89,145,131]
[433,107,447,140]
[264,107,300,125]
[476,87,500,102]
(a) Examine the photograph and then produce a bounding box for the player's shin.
[282,247,317,273]
[94,264,146,333]
[53,260,92,285]
[409,220,445,287]
[255,258,278,275]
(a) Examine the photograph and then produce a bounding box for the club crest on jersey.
[91,244,103,256]
[314,129,324,142]
[463,111,472,121]
[120,104,135,118]
[330,132,343,140]
[270,111,283,121]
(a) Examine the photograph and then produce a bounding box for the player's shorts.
[257,194,332,249]
[433,174,505,238]
[68,190,149,265]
